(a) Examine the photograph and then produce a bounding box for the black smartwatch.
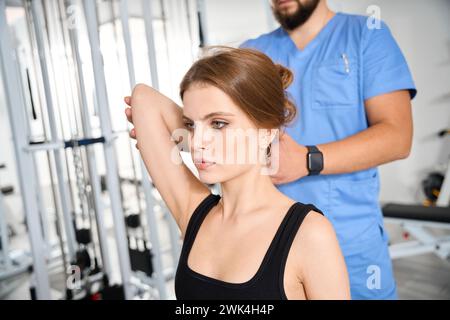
[306,145,323,176]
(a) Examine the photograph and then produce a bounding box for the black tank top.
[175,193,323,300]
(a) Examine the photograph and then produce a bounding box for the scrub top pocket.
[328,171,380,246]
[312,55,359,109]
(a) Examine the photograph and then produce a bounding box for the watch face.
[308,154,313,166]
[308,152,324,173]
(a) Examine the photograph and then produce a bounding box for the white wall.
[203,0,276,46]
[203,0,450,204]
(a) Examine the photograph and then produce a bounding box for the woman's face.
[181,84,271,184]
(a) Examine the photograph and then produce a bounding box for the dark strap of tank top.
[270,203,324,281]
[182,193,221,254]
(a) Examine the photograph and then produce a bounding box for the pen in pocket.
[341,53,350,74]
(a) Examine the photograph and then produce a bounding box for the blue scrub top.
[241,12,416,299]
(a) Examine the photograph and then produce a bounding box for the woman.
[124,47,350,299]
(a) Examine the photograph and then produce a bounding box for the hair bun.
[275,63,293,90]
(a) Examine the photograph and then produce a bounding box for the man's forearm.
[317,122,412,175]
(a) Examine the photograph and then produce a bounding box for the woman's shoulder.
[275,193,332,239]
[290,206,339,265]
[297,209,333,241]
[288,205,350,298]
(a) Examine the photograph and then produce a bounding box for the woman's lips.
[194,159,216,170]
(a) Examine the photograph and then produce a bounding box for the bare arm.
[318,90,413,174]
[271,90,413,184]
[128,84,210,237]
[295,212,351,300]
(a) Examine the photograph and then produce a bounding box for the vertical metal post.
[114,0,142,219]
[0,186,11,269]
[120,0,167,299]
[158,0,185,266]
[14,47,52,253]
[63,0,112,281]
[142,0,159,90]
[196,0,209,46]
[29,0,77,261]
[140,0,171,299]
[82,0,133,299]
[118,0,135,87]
[23,2,69,271]
[0,0,51,299]
[184,0,201,59]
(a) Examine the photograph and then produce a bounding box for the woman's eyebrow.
[182,112,235,122]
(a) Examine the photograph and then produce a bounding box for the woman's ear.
[259,128,279,149]
[258,129,280,175]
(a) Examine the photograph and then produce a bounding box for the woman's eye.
[184,122,195,130]
[211,120,228,129]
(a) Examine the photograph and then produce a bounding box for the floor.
[394,254,450,299]
[387,223,450,299]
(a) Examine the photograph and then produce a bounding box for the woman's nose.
[191,123,208,148]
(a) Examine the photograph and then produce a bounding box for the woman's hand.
[124,84,210,238]
[124,96,138,149]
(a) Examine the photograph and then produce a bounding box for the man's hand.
[124,96,139,149]
[270,133,308,185]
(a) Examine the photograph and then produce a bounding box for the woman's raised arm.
[127,83,210,237]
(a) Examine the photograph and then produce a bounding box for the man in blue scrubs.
[241,0,416,299]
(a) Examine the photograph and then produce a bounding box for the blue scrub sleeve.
[362,20,416,100]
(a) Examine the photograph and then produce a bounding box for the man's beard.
[273,0,320,31]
